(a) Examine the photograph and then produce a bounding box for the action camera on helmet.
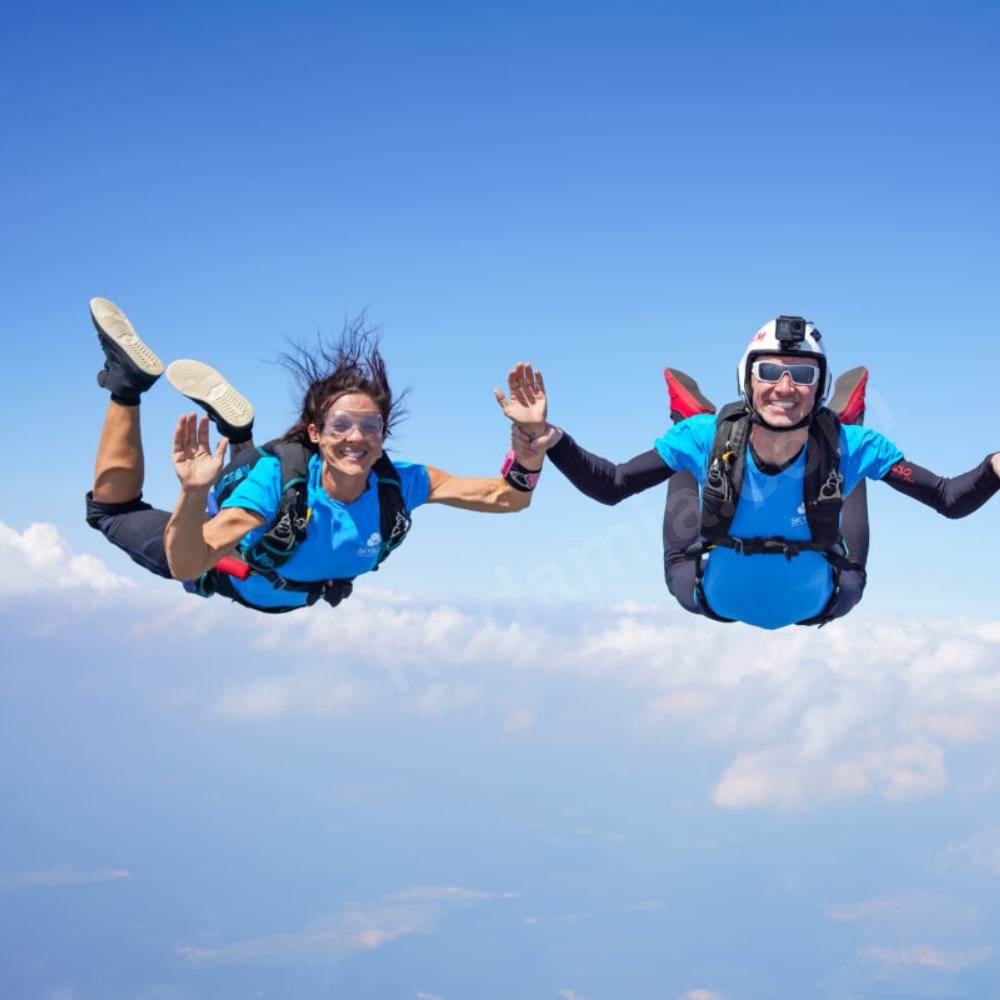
[775,315,809,348]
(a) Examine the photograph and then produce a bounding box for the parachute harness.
[684,403,863,623]
[193,442,411,612]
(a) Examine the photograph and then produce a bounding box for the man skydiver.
[659,357,872,625]
[502,317,1000,630]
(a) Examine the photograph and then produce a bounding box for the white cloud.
[823,890,981,953]
[178,884,515,967]
[826,897,903,922]
[557,990,590,1000]
[177,903,428,966]
[388,886,516,903]
[0,521,132,594]
[713,741,946,810]
[502,707,536,732]
[416,993,445,1000]
[208,596,1000,811]
[571,827,627,844]
[625,899,663,911]
[18,518,1000,815]
[0,868,129,889]
[215,675,365,720]
[679,991,725,1000]
[859,945,993,971]
[941,825,1000,875]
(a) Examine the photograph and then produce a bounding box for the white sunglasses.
[751,360,821,386]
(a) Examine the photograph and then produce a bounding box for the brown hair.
[279,315,406,452]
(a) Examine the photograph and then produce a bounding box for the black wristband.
[505,460,540,493]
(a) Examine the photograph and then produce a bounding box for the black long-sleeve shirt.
[547,434,670,504]
[547,430,1000,517]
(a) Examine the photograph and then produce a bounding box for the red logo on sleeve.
[891,462,914,482]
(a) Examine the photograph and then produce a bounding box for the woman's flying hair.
[279,315,406,452]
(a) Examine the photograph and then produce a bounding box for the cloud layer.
[205,594,1000,812]
[177,885,516,967]
[9,519,1000,814]
[0,868,130,890]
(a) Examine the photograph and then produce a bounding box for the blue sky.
[3,2,1000,997]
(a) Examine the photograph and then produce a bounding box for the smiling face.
[308,391,385,478]
[750,354,820,428]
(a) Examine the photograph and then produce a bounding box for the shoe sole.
[829,366,868,426]
[89,297,164,377]
[663,368,716,420]
[166,360,254,430]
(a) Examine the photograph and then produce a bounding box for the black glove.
[323,579,354,609]
[820,568,867,625]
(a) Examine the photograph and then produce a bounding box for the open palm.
[172,413,228,491]
[493,363,548,434]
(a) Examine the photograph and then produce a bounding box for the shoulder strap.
[700,402,752,544]
[214,444,269,508]
[238,440,313,573]
[263,439,311,492]
[214,439,311,506]
[803,408,844,550]
[370,454,412,570]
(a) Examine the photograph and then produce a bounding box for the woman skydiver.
[504,316,1000,630]
[85,297,546,613]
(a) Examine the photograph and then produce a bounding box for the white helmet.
[737,316,831,409]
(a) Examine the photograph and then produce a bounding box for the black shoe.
[91,297,164,405]
[166,360,255,443]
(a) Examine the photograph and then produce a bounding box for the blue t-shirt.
[654,415,903,629]
[219,453,431,609]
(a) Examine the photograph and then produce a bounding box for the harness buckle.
[730,537,744,555]
[819,470,844,502]
[707,461,724,490]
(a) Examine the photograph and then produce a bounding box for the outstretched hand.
[172,413,228,492]
[493,363,548,435]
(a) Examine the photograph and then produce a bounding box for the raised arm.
[423,364,549,513]
[882,454,1000,518]
[496,363,674,506]
[164,414,265,579]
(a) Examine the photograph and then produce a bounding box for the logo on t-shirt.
[358,532,382,557]
[791,502,807,528]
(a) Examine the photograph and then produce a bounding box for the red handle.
[214,556,250,580]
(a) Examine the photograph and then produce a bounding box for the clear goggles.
[751,360,821,387]
[321,411,385,439]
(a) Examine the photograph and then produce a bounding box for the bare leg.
[93,401,145,503]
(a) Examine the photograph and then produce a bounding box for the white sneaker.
[166,359,254,435]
